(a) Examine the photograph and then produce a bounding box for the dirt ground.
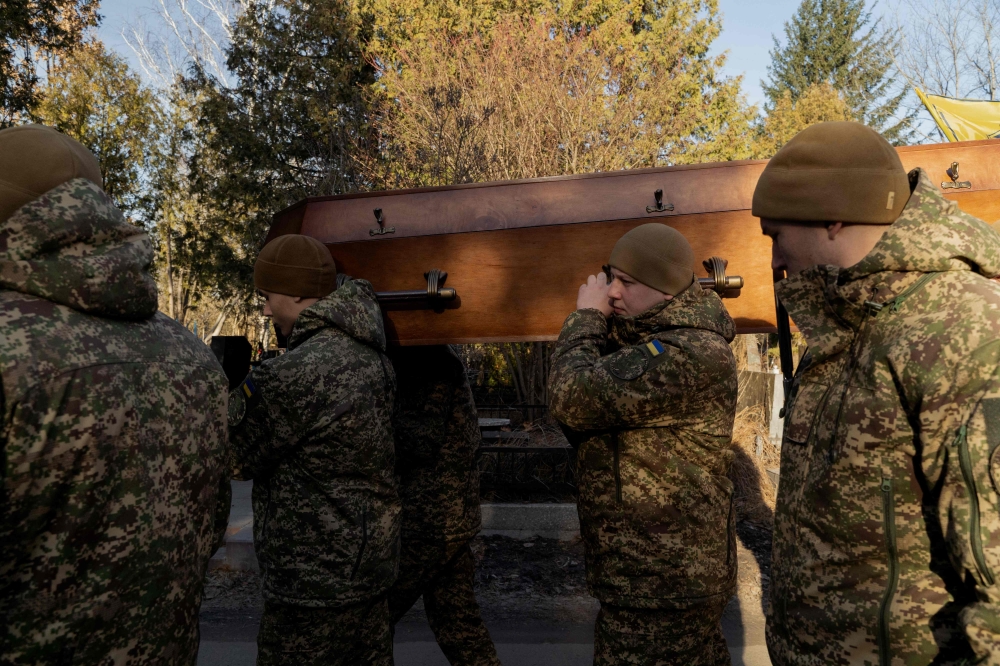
[202,523,773,621]
[735,520,772,611]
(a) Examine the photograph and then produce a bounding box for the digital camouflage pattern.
[769,168,1000,665]
[389,345,482,544]
[0,178,230,664]
[593,601,730,666]
[388,344,498,665]
[229,278,401,608]
[388,541,500,666]
[256,597,392,666]
[548,281,739,609]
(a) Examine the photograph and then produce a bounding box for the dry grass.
[728,404,779,527]
[520,418,571,448]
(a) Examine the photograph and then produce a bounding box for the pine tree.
[763,0,913,144]
[189,0,373,262]
[0,0,101,126]
[35,43,161,217]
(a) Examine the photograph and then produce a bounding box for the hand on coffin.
[577,273,614,317]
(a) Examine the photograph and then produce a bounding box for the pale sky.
[97,0,902,113]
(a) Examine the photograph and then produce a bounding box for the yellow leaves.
[361,3,755,186]
[755,82,855,157]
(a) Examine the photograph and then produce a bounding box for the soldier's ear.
[826,222,845,240]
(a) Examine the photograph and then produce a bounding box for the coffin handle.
[699,256,743,294]
[941,162,972,190]
[375,269,457,306]
[370,208,397,236]
[646,189,675,214]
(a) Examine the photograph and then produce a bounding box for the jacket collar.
[774,168,1000,362]
[608,279,737,347]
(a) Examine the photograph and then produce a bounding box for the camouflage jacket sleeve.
[911,337,1000,657]
[548,308,717,431]
[227,362,302,481]
[211,472,231,556]
[228,352,360,481]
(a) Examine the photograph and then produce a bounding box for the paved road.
[203,483,772,665]
[197,597,771,666]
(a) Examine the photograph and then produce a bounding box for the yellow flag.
[915,88,1000,142]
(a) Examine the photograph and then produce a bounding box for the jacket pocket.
[783,380,831,446]
[350,508,368,581]
[954,425,996,586]
[878,476,899,666]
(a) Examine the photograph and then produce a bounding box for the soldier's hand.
[577,273,613,317]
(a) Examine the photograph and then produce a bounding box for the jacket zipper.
[954,424,996,585]
[612,432,622,504]
[888,272,938,313]
[350,508,368,581]
[878,476,899,666]
[827,290,879,461]
[828,274,939,461]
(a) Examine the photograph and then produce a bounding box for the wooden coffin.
[268,139,1000,345]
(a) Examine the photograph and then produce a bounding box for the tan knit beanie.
[254,235,337,298]
[608,224,695,295]
[0,124,103,224]
[752,121,910,224]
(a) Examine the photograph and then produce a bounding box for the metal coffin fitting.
[383,259,743,311]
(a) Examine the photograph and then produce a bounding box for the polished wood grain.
[332,211,774,345]
[267,139,1000,344]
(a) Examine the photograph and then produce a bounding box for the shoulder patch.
[610,346,649,381]
[645,339,665,357]
[228,387,247,427]
[229,375,260,428]
[240,375,258,399]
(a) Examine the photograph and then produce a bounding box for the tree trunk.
[165,229,176,320]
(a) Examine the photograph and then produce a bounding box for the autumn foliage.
[360,9,757,188]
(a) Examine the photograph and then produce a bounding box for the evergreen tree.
[189,0,372,257]
[763,0,913,143]
[755,82,854,156]
[35,42,161,218]
[0,0,101,126]
[362,11,756,187]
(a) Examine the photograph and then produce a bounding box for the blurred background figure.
[388,345,501,666]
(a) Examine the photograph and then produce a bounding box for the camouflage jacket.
[768,169,1000,665]
[549,281,738,609]
[0,179,230,665]
[229,279,400,608]
[389,345,482,544]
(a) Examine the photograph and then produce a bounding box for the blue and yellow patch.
[645,340,665,357]
[241,376,257,398]
[229,375,259,428]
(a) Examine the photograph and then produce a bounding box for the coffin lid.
[270,139,1000,245]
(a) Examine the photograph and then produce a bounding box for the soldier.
[228,235,400,666]
[548,223,739,666]
[754,121,1000,664]
[0,125,230,663]
[387,345,501,666]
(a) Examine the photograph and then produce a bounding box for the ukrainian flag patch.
[229,375,259,427]
[646,340,665,357]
